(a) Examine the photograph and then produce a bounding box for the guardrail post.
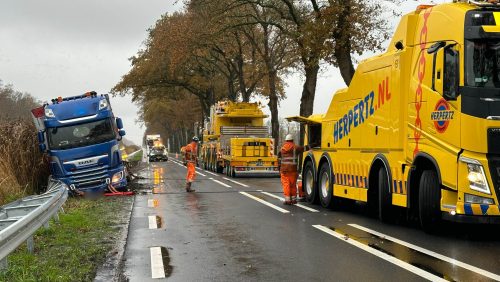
[27,236,34,254]
[43,222,50,229]
[53,212,60,223]
[0,257,7,270]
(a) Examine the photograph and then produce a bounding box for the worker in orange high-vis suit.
[184,136,199,192]
[180,146,187,166]
[279,134,310,205]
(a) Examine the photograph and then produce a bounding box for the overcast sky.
[0,0,440,145]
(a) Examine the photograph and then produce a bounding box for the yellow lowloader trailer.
[288,1,500,231]
[201,101,279,177]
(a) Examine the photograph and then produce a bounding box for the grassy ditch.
[0,196,132,282]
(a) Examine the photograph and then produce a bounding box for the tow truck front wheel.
[419,170,441,233]
[302,161,318,204]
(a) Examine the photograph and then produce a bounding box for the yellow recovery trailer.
[289,1,500,231]
[201,101,279,177]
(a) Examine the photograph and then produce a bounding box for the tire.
[216,163,224,174]
[302,161,318,204]
[378,167,395,223]
[419,170,441,233]
[318,162,337,208]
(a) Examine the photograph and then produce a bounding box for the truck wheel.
[217,164,224,174]
[318,162,338,208]
[303,161,318,204]
[419,170,441,233]
[378,167,394,223]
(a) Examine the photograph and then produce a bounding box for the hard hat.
[285,134,293,141]
[192,136,199,142]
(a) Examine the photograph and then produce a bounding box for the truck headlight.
[459,156,491,194]
[111,171,124,184]
[45,108,55,118]
[99,99,108,110]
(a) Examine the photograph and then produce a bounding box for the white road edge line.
[260,191,319,212]
[150,247,166,279]
[239,191,290,214]
[209,178,231,188]
[148,216,158,229]
[312,225,447,282]
[348,223,500,281]
[222,177,249,187]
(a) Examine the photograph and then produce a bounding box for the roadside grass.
[128,149,143,163]
[0,196,132,282]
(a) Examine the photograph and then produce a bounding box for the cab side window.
[443,47,459,100]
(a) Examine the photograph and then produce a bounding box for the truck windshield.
[47,118,116,150]
[465,40,500,88]
[151,147,165,155]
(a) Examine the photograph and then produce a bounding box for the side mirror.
[39,143,46,152]
[116,117,124,129]
[119,129,126,137]
[37,131,45,143]
[427,41,446,54]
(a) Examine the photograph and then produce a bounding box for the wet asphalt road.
[122,157,500,281]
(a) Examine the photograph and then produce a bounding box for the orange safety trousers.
[186,162,196,183]
[280,171,298,201]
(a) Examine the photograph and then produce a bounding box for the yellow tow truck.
[289,0,500,231]
[201,101,279,177]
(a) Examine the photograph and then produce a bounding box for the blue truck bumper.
[56,165,127,193]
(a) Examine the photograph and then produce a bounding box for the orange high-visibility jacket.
[280,141,304,173]
[184,142,198,162]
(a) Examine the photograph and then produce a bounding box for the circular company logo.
[431,98,454,133]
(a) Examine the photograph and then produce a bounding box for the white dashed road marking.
[222,177,249,187]
[239,191,290,214]
[209,178,231,188]
[260,191,319,212]
[150,247,165,279]
[147,199,155,207]
[204,170,218,176]
[148,216,158,229]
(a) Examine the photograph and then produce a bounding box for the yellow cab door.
[424,42,461,190]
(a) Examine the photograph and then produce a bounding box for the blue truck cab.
[31,91,127,193]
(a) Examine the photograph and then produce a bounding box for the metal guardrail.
[127,149,143,160]
[0,180,68,268]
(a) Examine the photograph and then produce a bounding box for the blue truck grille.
[69,165,108,189]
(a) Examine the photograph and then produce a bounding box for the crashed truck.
[31,91,127,193]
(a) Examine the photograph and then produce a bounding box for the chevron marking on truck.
[413,7,432,157]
